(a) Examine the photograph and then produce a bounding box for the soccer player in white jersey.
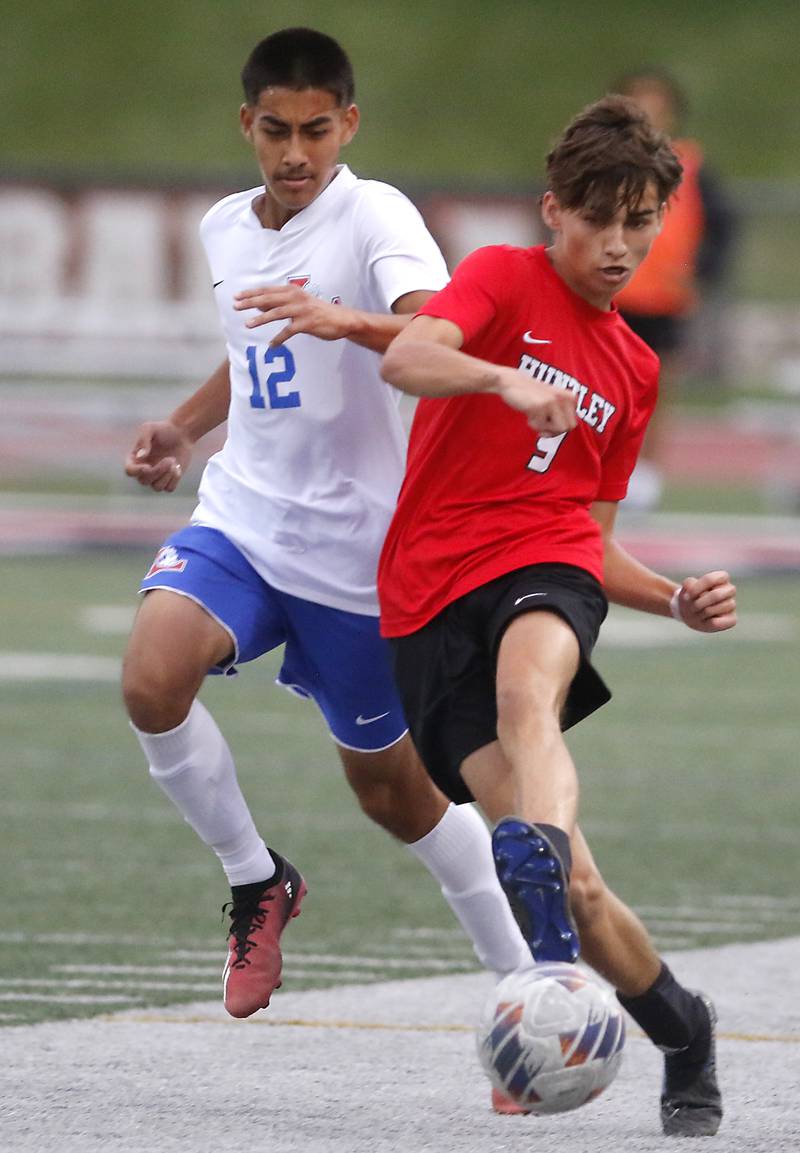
[122,28,535,1043]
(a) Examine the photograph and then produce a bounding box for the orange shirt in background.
[615,139,705,317]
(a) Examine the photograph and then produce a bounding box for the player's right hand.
[497,369,578,434]
[124,421,193,493]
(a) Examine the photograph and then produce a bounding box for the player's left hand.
[233,285,355,346]
[673,571,737,633]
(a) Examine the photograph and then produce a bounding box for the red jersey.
[378,244,658,637]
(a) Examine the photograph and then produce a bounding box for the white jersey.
[193,165,448,615]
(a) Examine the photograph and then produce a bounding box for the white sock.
[132,699,276,887]
[407,802,533,979]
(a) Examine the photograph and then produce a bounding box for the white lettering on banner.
[80,192,169,301]
[0,182,545,377]
[0,189,69,297]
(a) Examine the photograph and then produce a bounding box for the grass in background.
[1,552,798,1026]
[3,0,799,183]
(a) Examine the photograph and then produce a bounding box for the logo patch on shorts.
[355,711,391,726]
[145,545,188,579]
[514,592,547,606]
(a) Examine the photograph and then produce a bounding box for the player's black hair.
[546,94,683,221]
[241,28,355,107]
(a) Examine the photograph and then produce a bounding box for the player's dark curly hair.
[241,28,355,107]
[546,95,683,220]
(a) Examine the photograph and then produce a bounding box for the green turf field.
[1,550,798,1026]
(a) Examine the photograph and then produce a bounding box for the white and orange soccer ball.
[477,962,626,1115]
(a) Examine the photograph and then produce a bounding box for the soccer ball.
[476,962,626,1115]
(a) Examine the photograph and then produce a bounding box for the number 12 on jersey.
[246,345,300,410]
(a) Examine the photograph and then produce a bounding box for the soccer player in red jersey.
[378,96,736,1135]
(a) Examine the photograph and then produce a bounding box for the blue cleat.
[491,817,579,963]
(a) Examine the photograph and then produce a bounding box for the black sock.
[617,963,709,1054]
[230,852,284,904]
[535,822,572,877]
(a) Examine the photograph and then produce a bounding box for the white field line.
[0,800,180,824]
[0,979,221,992]
[4,606,795,687]
[713,893,800,909]
[0,993,141,1004]
[54,955,478,973]
[1,895,794,957]
[0,974,386,991]
[165,944,472,961]
[0,652,121,681]
[79,602,800,648]
[14,804,799,847]
[0,929,468,956]
[389,926,465,939]
[0,930,216,947]
[637,902,800,920]
[638,920,761,933]
[599,610,795,648]
[649,936,698,949]
[0,977,382,1004]
[54,964,229,976]
[80,605,135,633]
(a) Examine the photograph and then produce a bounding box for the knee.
[349,773,398,830]
[569,861,608,934]
[121,653,193,733]
[496,678,559,744]
[343,748,446,842]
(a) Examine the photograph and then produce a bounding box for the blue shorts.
[140,525,408,752]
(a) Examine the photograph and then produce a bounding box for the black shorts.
[619,311,687,356]
[389,563,611,804]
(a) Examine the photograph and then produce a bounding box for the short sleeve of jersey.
[199,187,253,248]
[417,246,514,344]
[354,183,449,311]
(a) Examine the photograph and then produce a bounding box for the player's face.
[541,185,664,310]
[240,87,359,228]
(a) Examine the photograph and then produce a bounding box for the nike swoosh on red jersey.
[522,332,551,344]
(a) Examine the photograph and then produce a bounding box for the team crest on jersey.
[288,274,340,305]
[145,546,188,579]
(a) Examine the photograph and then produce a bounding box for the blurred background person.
[613,68,737,511]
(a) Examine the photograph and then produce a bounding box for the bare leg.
[493,610,581,832]
[569,826,661,996]
[339,736,532,977]
[122,589,275,886]
[338,734,447,842]
[122,589,232,732]
[462,740,662,996]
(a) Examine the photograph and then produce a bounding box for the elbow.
[380,340,410,389]
[379,346,398,386]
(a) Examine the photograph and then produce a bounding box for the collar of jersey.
[244,164,357,233]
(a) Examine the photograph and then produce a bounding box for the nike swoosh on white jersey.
[355,711,391,725]
[514,592,547,605]
[522,332,551,344]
